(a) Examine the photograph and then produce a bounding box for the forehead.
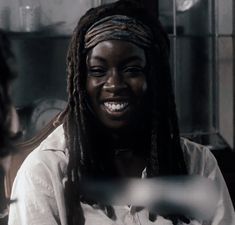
[86,40,146,63]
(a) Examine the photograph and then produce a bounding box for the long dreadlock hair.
[0,29,17,157]
[63,0,188,224]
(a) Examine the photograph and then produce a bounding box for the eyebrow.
[121,56,145,65]
[87,56,107,65]
[88,55,145,64]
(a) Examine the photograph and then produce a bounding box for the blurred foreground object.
[81,175,219,221]
[0,29,18,158]
[0,29,19,224]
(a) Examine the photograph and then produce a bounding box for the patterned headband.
[84,15,153,49]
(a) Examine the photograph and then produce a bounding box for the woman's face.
[86,40,148,130]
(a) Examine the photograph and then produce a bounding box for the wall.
[0,0,117,34]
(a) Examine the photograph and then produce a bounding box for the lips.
[101,98,131,118]
[104,102,129,112]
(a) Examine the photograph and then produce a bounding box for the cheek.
[86,78,94,97]
[86,78,105,102]
[130,77,148,96]
[86,78,98,96]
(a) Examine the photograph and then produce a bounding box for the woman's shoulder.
[180,137,212,155]
[17,124,68,179]
[180,137,218,176]
[9,125,68,224]
[180,137,212,157]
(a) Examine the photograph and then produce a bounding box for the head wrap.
[84,15,153,49]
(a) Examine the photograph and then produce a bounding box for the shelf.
[5,31,71,40]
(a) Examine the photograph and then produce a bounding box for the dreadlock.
[0,29,17,157]
[63,1,188,224]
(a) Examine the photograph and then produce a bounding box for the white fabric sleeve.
[8,150,67,225]
[203,148,235,225]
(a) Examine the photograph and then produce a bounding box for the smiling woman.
[86,40,147,130]
[8,1,235,225]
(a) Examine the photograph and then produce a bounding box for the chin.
[103,121,130,130]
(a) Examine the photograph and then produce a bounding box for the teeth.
[104,102,129,112]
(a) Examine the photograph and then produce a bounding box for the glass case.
[159,0,234,150]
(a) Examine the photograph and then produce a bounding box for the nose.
[103,68,127,92]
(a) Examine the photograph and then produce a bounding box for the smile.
[104,102,129,112]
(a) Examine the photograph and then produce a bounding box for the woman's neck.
[114,149,146,177]
[99,127,149,177]
[87,113,151,178]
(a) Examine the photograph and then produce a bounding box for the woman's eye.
[122,67,145,76]
[87,67,106,77]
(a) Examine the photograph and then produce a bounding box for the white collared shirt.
[8,125,235,225]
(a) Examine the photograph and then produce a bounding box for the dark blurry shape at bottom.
[81,175,219,221]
